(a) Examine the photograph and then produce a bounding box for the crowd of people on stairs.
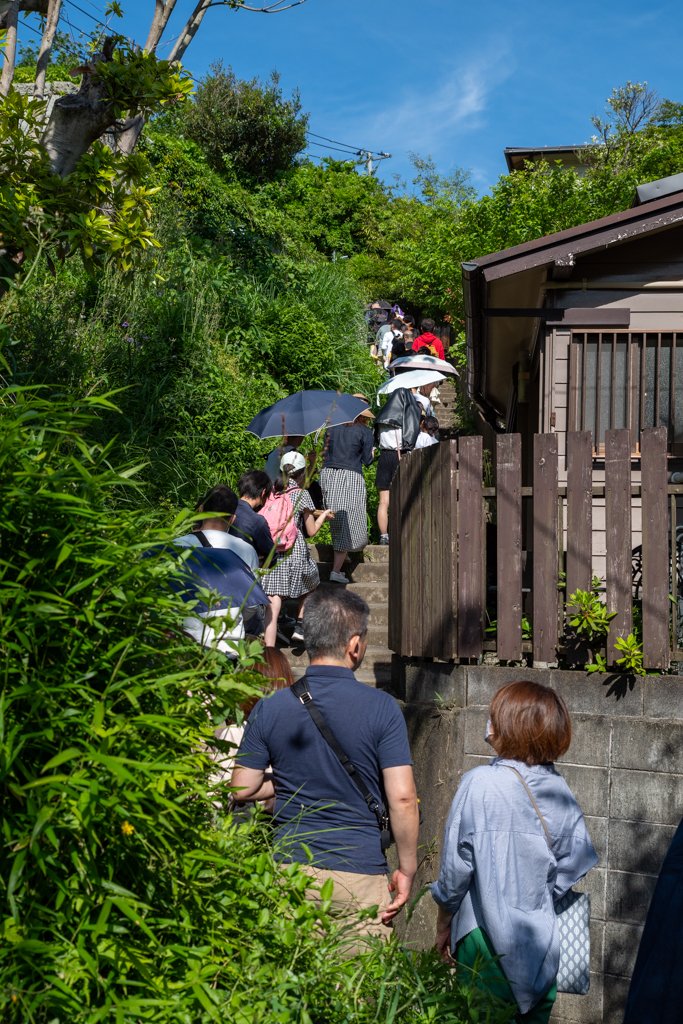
[149,302,677,1024]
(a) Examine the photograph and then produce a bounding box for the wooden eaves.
[462,186,683,421]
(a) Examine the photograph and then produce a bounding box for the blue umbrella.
[246,390,370,439]
[164,546,269,613]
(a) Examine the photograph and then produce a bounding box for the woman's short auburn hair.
[241,647,293,716]
[490,680,571,765]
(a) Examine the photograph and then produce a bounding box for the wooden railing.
[388,427,682,670]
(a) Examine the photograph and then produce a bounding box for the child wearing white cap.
[261,452,334,646]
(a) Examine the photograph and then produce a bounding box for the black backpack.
[375,390,421,451]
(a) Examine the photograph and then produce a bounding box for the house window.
[569,331,683,454]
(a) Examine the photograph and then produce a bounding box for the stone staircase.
[434,376,460,435]
[282,543,392,687]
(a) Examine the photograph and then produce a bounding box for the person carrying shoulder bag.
[231,587,419,955]
[374,388,422,545]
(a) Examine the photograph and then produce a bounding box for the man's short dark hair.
[303,586,369,660]
[196,484,238,517]
[237,470,273,501]
[420,317,436,333]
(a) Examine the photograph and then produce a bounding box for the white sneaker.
[291,619,305,642]
[329,570,349,584]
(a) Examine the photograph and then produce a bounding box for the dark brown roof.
[462,185,683,424]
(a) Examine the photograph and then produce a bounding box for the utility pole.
[357,150,391,175]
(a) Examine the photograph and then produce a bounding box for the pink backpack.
[258,491,298,553]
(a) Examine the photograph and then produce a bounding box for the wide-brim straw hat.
[353,393,375,419]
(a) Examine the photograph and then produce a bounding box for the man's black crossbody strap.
[194,530,211,548]
[290,678,392,850]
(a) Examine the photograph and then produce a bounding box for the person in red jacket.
[412,318,445,360]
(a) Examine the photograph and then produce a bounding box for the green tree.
[355,156,476,325]
[0,0,307,288]
[269,158,390,259]
[183,62,308,183]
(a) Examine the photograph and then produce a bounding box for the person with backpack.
[412,318,445,360]
[261,451,334,646]
[174,484,258,571]
[374,388,422,545]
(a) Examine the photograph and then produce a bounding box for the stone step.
[366,622,389,645]
[312,543,389,564]
[366,603,388,627]
[344,580,389,605]
[281,604,389,631]
[317,561,388,583]
[287,643,388,665]
[280,537,393,688]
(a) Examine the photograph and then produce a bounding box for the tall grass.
[5,242,379,510]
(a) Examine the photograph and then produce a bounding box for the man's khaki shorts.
[301,865,393,956]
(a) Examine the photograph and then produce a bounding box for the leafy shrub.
[565,588,616,641]
[0,386,512,1023]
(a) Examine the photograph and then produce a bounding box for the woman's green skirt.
[455,928,557,1024]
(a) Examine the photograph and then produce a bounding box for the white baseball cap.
[280,451,306,473]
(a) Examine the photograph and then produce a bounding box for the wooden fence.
[388,427,683,669]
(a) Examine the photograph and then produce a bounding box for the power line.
[307,129,389,160]
[18,20,45,41]
[306,130,391,172]
[62,0,107,31]
[58,8,85,47]
[78,0,108,14]
[306,140,361,158]
[306,130,362,152]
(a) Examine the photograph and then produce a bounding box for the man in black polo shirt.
[232,587,419,950]
[230,470,276,565]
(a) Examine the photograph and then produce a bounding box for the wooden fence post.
[605,429,632,664]
[641,426,670,670]
[533,433,559,666]
[403,448,424,657]
[448,440,459,660]
[496,434,522,661]
[566,432,593,597]
[457,436,484,658]
[388,459,403,655]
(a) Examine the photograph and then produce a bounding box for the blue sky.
[47,0,683,193]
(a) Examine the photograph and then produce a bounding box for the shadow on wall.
[386,663,683,1024]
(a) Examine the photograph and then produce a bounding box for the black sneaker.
[291,619,305,642]
[276,627,291,646]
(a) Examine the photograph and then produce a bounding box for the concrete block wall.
[388,660,683,1024]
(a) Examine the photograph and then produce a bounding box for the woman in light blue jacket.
[432,680,598,1024]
